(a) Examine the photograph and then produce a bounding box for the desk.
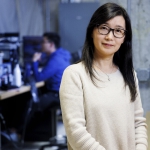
[0,81,45,100]
[0,81,45,149]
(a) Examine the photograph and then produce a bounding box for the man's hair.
[43,32,61,49]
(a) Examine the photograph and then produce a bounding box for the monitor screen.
[23,36,49,67]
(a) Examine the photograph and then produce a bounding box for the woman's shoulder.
[64,62,86,74]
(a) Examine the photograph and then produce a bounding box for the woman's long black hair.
[80,2,137,102]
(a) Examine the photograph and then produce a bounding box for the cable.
[0,113,5,124]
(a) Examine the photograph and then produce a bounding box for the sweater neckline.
[93,67,120,82]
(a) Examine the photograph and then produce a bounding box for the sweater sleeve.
[32,58,58,82]
[59,67,106,150]
[134,74,148,150]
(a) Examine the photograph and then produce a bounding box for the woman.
[59,3,148,150]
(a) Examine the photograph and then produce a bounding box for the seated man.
[32,32,71,111]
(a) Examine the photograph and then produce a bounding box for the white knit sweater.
[59,62,148,150]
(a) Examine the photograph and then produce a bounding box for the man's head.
[42,32,61,54]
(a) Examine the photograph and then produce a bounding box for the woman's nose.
[105,30,114,40]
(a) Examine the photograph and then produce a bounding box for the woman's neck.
[93,55,116,74]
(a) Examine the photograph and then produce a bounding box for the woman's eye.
[100,26,108,30]
[115,29,122,33]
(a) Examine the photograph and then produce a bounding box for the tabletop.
[0,81,45,100]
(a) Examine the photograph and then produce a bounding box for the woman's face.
[92,16,126,58]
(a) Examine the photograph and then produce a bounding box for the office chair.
[21,77,67,149]
[0,105,22,149]
[39,135,67,150]
[37,85,68,150]
[39,101,68,150]
[35,104,67,150]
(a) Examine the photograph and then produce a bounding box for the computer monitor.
[23,36,49,67]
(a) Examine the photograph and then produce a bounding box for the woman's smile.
[102,43,114,48]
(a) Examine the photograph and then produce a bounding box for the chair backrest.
[28,77,39,103]
[71,50,82,64]
[27,76,42,113]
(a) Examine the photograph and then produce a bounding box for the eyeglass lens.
[98,25,126,38]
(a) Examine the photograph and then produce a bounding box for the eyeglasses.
[96,24,127,38]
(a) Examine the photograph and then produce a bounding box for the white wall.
[0,0,44,36]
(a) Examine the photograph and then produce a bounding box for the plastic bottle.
[13,64,22,87]
[0,52,4,65]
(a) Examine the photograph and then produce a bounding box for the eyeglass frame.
[96,24,127,38]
